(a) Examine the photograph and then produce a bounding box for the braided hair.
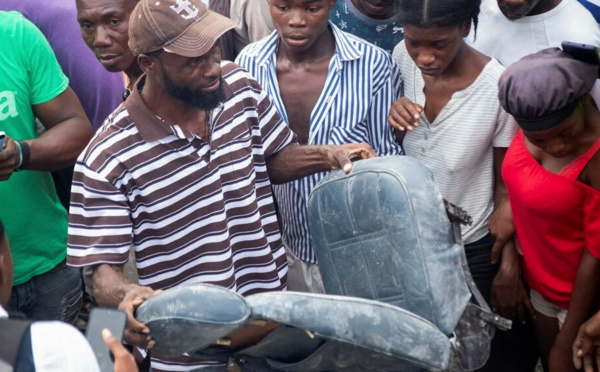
[396,0,481,37]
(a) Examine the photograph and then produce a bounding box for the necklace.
[204,110,212,144]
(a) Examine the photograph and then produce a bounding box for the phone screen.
[0,131,5,151]
[86,308,127,372]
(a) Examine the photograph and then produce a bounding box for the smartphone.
[86,308,127,372]
[0,131,5,151]
[562,41,600,65]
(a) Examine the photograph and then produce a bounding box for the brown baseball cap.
[128,0,236,57]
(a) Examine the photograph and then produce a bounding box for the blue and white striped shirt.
[236,23,403,263]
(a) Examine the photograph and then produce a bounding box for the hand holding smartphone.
[86,308,128,372]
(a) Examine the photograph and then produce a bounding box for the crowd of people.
[0,0,599,371]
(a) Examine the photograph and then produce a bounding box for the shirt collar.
[125,71,233,143]
[0,304,8,318]
[256,21,363,69]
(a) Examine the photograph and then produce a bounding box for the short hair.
[396,0,481,35]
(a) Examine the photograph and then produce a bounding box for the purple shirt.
[1,0,124,130]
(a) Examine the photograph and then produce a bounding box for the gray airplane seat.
[306,155,511,370]
[135,156,510,371]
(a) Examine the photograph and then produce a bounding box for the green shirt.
[0,11,70,285]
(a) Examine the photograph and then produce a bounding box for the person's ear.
[461,19,471,37]
[137,54,157,73]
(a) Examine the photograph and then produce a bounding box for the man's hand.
[488,197,514,264]
[573,311,600,372]
[490,242,535,323]
[388,97,423,132]
[102,328,139,372]
[0,137,21,181]
[215,321,280,350]
[327,143,377,173]
[118,286,162,348]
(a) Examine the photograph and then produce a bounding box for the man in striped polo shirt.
[236,0,403,294]
[66,0,375,370]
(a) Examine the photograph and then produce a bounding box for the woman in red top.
[499,48,600,372]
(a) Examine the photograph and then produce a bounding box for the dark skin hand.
[102,328,139,372]
[93,264,161,348]
[0,87,93,180]
[549,250,600,372]
[93,265,283,350]
[215,321,281,350]
[490,239,535,324]
[387,96,422,133]
[573,311,600,372]
[266,143,377,184]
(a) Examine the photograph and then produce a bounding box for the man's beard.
[162,73,225,110]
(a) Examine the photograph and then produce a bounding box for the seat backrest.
[307,156,471,335]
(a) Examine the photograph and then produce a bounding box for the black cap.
[498,48,598,132]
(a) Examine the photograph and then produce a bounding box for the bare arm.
[553,149,600,371]
[572,148,600,371]
[266,143,377,184]
[488,147,514,263]
[93,264,160,348]
[551,250,600,372]
[30,87,94,170]
[573,311,600,372]
[490,238,535,323]
[95,264,280,351]
[0,87,93,179]
[488,147,535,322]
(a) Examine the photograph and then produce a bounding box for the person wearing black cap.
[500,47,600,372]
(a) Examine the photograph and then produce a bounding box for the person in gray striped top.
[66,0,376,371]
[387,0,539,371]
[236,0,403,294]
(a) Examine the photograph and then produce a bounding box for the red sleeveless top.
[503,131,600,309]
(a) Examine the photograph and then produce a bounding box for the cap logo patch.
[170,0,199,19]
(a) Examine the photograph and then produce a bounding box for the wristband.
[14,140,22,170]
[14,140,30,171]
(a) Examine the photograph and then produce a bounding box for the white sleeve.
[30,321,100,372]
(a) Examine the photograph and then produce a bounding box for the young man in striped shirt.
[66,0,375,370]
[236,0,403,293]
